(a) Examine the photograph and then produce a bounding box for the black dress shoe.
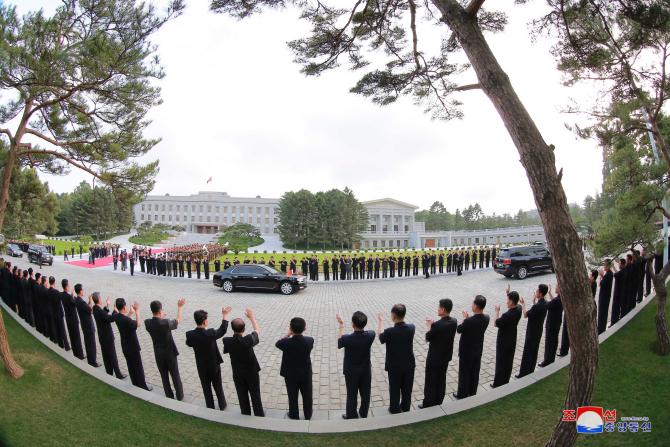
[537,362,546,368]
[117,374,128,380]
[418,404,424,409]
[452,392,460,400]
[557,353,568,357]
[219,403,227,411]
[514,374,522,379]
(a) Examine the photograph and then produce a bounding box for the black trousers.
[610,293,622,326]
[156,356,184,400]
[233,372,264,416]
[413,266,418,276]
[387,368,414,413]
[456,354,481,398]
[422,364,447,407]
[543,329,560,365]
[82,330,98,366]
[493,345,515,387]
[405,266,410,276]
[559,316,570,356]
[100,339,123,378]
[517,335,540,378]
[285,376,312,420]
[198,366,226,410]
[597,294,611,334]
[344,369,371,418]
[124,349,149,390]
[54,316,70,350]
[66,320,85,359]
[323,270,329,281]
[332,269,338,280]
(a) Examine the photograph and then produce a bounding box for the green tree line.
[278,188,368,250]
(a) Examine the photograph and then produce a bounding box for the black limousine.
[213,264,306,295]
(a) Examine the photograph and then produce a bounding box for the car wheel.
[516,265,528,280]
[222,280,234,293]
[280,281,294,295]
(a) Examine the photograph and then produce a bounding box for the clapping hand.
[105,298,110,308]
[425,317,433,327]
[336,314,344,326]
[495,303,500,313]
[132,301,139,311]
[377,313,384,322]
[462,310,469,319]
[245,308,254,319]
[222,306,232,317]
[177,298,186,307]
[505,283,511,295]
[519,297,525,306]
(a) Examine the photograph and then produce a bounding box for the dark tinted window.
[533,248,550,257]
[232,266,256,274]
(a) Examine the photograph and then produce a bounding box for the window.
[247,217,252,223]
[176,215,179,222]
[475,237,480,243]
[370,224,377,232]
[265,207,269,214]
[183,215,187,222]
[256,217,261,223]
[383,225,388,232]
[206,216,211,222]
[381,240,386,247]
[274,218,278,224]
[168,215,172,221]
[191,205,196,212]
[393,225,399,232]
[215,206,219,213]
[257,207,261,214]
[223,217,228,224]
[169,205,172,211]
[248,206,253,214]
[232,206,237,213]
[176,204,180,211]
[232,217,237,223]
[154,204,158,211]
[404,225,409,232]
[191,216,195,222]
[207,205,212,212]
[154,214,158,221]
[162,204,165,211]
[161,215,165,221]
[373,240,378,248]
[141,204,145,211]
[140,214,144,220]
[223,206,228,213]
[199,205,204,212]
[215,216,219,222]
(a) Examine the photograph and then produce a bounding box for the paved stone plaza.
[9,255,557,418]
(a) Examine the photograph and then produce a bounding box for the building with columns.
[133,191,280,234]
[133,192,546,246]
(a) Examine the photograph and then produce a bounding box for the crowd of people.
[109,245,502,281]
[0,246,658,420]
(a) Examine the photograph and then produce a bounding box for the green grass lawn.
[129,228,170,246]
[0,299,667,447]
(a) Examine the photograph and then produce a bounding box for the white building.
[358,198,546,249]
[133,192,546,246]
[133,191,280,234]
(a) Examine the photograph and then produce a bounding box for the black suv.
[28,245,53,266]
[494,245,553,279]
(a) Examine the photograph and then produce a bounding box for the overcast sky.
[14,0,603,214]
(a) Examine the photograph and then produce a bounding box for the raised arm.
[176,298,186,325]
[336,314,345,339]
[247,308,260,336]
[132,301,141,328]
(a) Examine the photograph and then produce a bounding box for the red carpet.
[65,248,165,269]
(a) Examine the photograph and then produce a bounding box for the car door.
[255,265,277,289]
[533,248,552,270]
[230,266,253,288]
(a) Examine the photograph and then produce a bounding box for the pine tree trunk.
[647,260,670,356]
[0,309,24,379]
[433,2,599,446]
[0,144,17,231]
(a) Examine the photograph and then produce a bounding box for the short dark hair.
[507,291,520,305]
[194,310,208,326]
[35,272,41,280]
[74,284,83,295]
[591,269,598,279]
[49,276,56,285]
[231,318,245,333]
[439,299,453,313]
[150,300,162,314]
[61,278,68,289]
[474,295,487,310]
[290,317,306,334]
[391,304,406,319]
[115,298,126,311]
[351,311,367,329]
[28,267,33,274]
[538,284,549,296]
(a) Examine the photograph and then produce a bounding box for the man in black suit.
[454,295,490,399]
[48,276,70,351]
[420,298,457,408]
[114,298,151,390]
[61,279,84,360]
[186,306,231,410]
[145,298,185,400]
[516,284,549,378]
[597,260,614,334]
[539,283,563,367]
[223,308,265,416]
[492,288,521,387]
[276,317,314,420]
[74,284,100,366]
[377,304,415,414]
[336,311,375,419]
[92,292,125,379]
